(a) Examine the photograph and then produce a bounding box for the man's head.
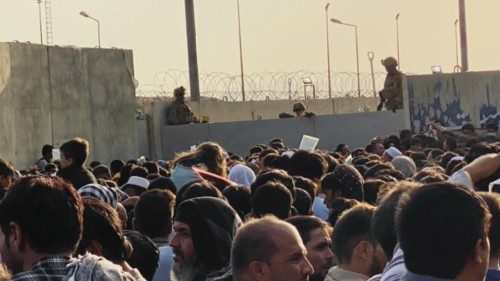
[396,182,491,280]
[286,216,334,281]
[293,102,306,117]
[332,204,386,278]
[174,86,186,103]
[59,137,90,168]
[0,159,15,189]
[478,192,500,264]
[133,189,176,240]
[289,150,328,183]
[231,216,313,281]
[382,57,398,74]
[461,123,476,137]
[170,197,241,280]
[372,141,385,157]
[252,182,293,220]
[320,164,364,207]
[41,144,53,159]
[75,198,131,263]
[0,176,83,274]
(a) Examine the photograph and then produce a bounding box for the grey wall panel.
[83,48,138,164]
[0,43,15,163]
[9,43,52,168]
[163,123,210,159]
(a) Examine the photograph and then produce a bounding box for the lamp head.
[79,11,89,17]
[330,18,342,24]
[325,3,330,10]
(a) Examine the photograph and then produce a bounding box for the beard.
[170,253,208,281]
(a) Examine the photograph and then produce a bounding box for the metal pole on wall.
[37,0,43,44]
[454,19,460,70]
[325,3,332,99]
[236,0,246,101]
[354,25,360,97]
[458,0,469,72]
[185,0,201,101]
[395,13,400,70]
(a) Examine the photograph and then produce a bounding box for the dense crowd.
[0,121,499,281]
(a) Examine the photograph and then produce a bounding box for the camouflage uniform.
[166,101,196,125]
[381,71,403,110]
[379,57,404,111]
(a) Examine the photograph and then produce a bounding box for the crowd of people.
[0,121,499,281]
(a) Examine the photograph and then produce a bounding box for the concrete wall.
[0,43,138,169]
[160,110,406,159]
[405,71,500,132]
[144,96,379,159]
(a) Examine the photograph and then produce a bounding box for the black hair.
[130,166,149,179]
[110,159,125,175]
[42,144,53,156]
[123,230,160,281]
[363,179,385,205]
[222,185,252,220]
[0,176,83,254]
[286,215,332,244]
[321,165,364,201]
[142,161,159,175]
[76,197,131,263]
[148,177,177,195]
[270,155,291,172]
[288,150,328,181]
[89,161,101,170]
[293,176,318,201]
[478,192,500,259]
[250,169,295,197]
[293,188,312,216]
[332,204,376,265]
[396,183,490,279]
[464,142,499,163]
[134,189,176,239]
[327,197,360,227]
[92,165,111,180]
[363,163,394,179]
[252,182,293,220]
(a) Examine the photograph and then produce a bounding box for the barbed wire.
[137,70,387,101]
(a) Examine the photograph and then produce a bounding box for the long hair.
[173,142,227,177]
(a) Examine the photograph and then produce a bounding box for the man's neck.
[339,263,368,278]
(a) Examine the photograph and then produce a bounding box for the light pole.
[236,0,246,101]
[454,19,461,71]
[458,0,468,72]
[331,18,361,97]
[79,11,101,48]
[325,3,332,99]
[37,0,43,44]
[395,13,400,70]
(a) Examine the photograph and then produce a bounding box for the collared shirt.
[10,256,71,281]
[380,244,406,281]
[402,272,453,281]
[324,266,369,281]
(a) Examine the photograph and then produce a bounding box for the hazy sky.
[2,1,500,86]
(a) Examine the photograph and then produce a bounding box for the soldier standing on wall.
[377,57,403,112]
[166,86,199,125]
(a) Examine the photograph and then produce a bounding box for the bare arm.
[463,153,500,183]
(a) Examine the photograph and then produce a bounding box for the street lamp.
[330,18,361,97]
[236,0,246,101]
[325,3,332,99]
[395,13,400,70]
[79,11,101,48]
[37,0,43,44]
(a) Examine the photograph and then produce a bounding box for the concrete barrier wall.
[0,43,138,169]
[405,71,500,132]
[160,110,405,159]
[144,97,379,159]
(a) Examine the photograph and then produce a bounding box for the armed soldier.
[166,86,198,125]
[377,57,403,112]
